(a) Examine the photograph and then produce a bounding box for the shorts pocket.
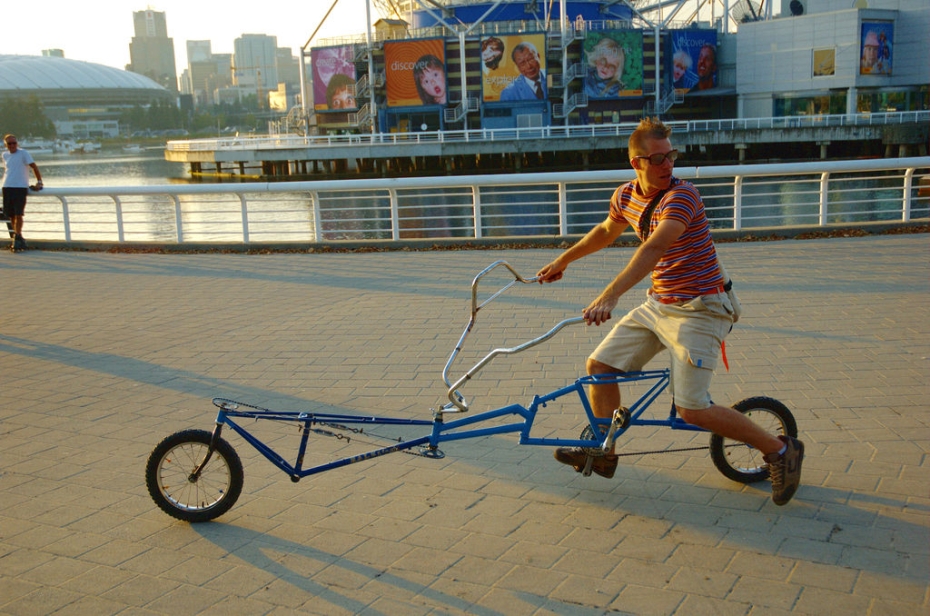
[687,349,718,371]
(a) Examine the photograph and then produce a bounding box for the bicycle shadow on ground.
[190,522,613,616]
[0,333,355,415]
[1,250,595,314]
[445,434,930,582]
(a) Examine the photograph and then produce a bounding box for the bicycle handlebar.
[441,260,583,413]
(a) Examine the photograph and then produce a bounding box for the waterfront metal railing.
[165,111,930,153]
[22,157,930,246]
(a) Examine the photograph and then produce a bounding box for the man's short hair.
[511,41,539,60]
[628,117,671,159]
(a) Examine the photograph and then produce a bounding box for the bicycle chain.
[614,444,711,457]
[312,422,439,458]
[311,421,719,459]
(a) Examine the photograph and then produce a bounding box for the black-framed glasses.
[634,150,679,166]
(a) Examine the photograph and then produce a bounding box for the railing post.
[60,197,71,242]
[310,191,321,242]
[733,176,743,231]
[173,196,183,243]
[473,184,482,239]
[114,196,125,242]
[239,195,250,243]
[903,167,915,222]
[390,188,400,241]
[819,172,830,226]
[559,182,568,236]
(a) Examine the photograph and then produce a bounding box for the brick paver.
[1,234,928,615]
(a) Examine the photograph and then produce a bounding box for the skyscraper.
[128,9,179,92]
[276,47,300,88]
[233,34,279,103]
[186,40,217,107]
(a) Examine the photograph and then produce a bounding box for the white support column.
[847,87,858,115]
[366,0,377,135]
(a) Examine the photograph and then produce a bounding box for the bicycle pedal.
[581,455,595,477]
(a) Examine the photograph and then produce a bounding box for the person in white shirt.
[2,134,43,251]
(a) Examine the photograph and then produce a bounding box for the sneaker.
[764,435,804,506]
[554,448,618,479]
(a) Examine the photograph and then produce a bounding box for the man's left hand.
[583,295,619,326]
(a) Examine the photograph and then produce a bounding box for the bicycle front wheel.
[145,429,243,522]
[709,397,797,483]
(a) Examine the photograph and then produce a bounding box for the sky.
[2,0,380,75]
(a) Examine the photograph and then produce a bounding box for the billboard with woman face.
[384,39,447,107]
[312,45,358,112]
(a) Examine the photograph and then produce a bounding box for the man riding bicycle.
[536,117,804,506]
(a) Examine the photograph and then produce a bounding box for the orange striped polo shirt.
[609,177,724,302]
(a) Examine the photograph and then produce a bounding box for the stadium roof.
[0,55,173,105]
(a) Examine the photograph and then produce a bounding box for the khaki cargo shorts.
[589,292,735,410]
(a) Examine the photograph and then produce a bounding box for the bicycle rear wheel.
[146,429,243,522]
[709,397,797,483]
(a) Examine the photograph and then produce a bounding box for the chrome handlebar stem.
[440,260,583,413]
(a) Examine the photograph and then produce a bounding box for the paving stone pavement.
[1,234,928,615]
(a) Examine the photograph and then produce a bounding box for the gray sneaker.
[764,435,804,506]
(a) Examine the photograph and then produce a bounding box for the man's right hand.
[536,261,566,284]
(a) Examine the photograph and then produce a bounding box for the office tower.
[233,34,279,96]
[187,40,217,107]
[128,9,179,92]
[276,47,300,88]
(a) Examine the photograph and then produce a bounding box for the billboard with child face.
[859,22,893,76]
[312,45,358,112]
[384,39,447,107]
[670,30,718,93]
[582,31,643,99]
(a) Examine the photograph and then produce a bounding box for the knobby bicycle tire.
[146,429,244,522]
[709,397,798,483]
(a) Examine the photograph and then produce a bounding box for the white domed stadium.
[0,54,173,105]
[0,54,175,139]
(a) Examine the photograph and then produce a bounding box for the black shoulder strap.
[639,189,668,242]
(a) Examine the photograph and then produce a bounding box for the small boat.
[54,139,76,153]
[70,142,101,154]
[19,138,55,155]
[122,144,144,153]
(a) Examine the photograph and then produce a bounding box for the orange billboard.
[480,34,547,102]
[384,39,447,107]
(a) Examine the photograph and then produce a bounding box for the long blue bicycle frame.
[209,368,704,482]
[207,261,707,481]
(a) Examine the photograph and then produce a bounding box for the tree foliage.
[118,99,184,132]
[0,95,57,139]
